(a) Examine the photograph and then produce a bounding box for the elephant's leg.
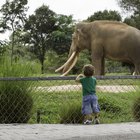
[92,60,101,75]
[129,65,135,75]
[91,43,104,75]
[134,64,140,75]
[91,56,104,75]
[101,58,105,75]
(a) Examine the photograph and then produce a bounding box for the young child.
[76,64,100,125]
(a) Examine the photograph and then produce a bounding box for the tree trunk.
[41,59,44,74]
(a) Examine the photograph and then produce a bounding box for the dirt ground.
[37,85,138,93]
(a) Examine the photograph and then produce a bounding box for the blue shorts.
[82,94,100,115]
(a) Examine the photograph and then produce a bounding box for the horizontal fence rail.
[1,75,140,81]
[0,76,140,124]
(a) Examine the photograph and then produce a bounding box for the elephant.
[55,20,140,76]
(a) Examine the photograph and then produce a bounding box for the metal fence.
[0,75,140,124]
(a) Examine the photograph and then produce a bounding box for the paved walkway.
[0,122,140,140]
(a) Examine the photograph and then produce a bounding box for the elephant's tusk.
[55,51,76,72]
[61,56,78,76]
[55,64,65,73]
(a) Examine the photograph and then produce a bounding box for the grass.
[28,84,140,124]
[0,72,139,124]
[0,57,139,123]
[98,91,139,123]
[0,57,34,123]
[1,55,140,124]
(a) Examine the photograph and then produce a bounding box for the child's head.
[83,64,95,77]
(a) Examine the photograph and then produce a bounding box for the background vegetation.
[0,0,140,124]
[1,0,140,75]
[28,88,140,124]
[0,56,34,123]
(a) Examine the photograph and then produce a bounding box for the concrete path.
[0,122,140,140]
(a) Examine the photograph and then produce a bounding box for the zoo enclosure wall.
[0,75,140,124]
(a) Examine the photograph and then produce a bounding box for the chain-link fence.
[0,75,140,124]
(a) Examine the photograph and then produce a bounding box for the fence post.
[37,110,41,123]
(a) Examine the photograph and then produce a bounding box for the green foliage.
[1,56,29,77]
[124,14,140,29]
[0,56,34,123]
[124,17,137,27]
[0,0,28,64]
[117,0,140,13]
[31,86,140,124]
[24,5,58,74]
[87,10,122,22]
[99,97,122,113]
[98,91,139,123]
[105,59,130,74]
[0,0,28,32]
[43,50,67,74]
[59,91,139,124]
[0,41,8,56]
[50,15,74,55]
[132,96,140,121]
[59,92,124,124]
[118,0,140,30]
[0,82,33,123]
[60,101,84,124]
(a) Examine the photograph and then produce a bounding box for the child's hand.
[78,74,84,77]
[75,74,84,82]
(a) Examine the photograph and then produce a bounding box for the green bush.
[132,96,140,122]
[60,101,84,124]
[0,83,33,123]
[59,95,123,124]
[0,56,34,123]
[99,96,122,113]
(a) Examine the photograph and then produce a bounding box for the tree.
[50,15,74,55]
[0,41,8,57]
[87,10,122,22]
[117,0,140,13]
[118,0,140,29]
[124,15,140,29]
[0,0,28,64]
[24,5,57,74]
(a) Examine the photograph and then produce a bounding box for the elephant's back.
[95,22,140,62]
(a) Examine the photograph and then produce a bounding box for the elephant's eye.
[72,35,76,40]
[76,47,80,52]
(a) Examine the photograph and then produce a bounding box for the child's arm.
[75,74,84,82]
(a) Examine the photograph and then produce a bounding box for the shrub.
[98,96,122,113]
[60,101,84,124]
[132,96,140,122]
[0,83,33,123]
[60,95,123,124]
[0,56,34,123]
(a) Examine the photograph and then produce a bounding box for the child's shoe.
[83,120,92,125]
[94,118,100,124]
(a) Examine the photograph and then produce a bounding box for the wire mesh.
[0,75,140,124]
